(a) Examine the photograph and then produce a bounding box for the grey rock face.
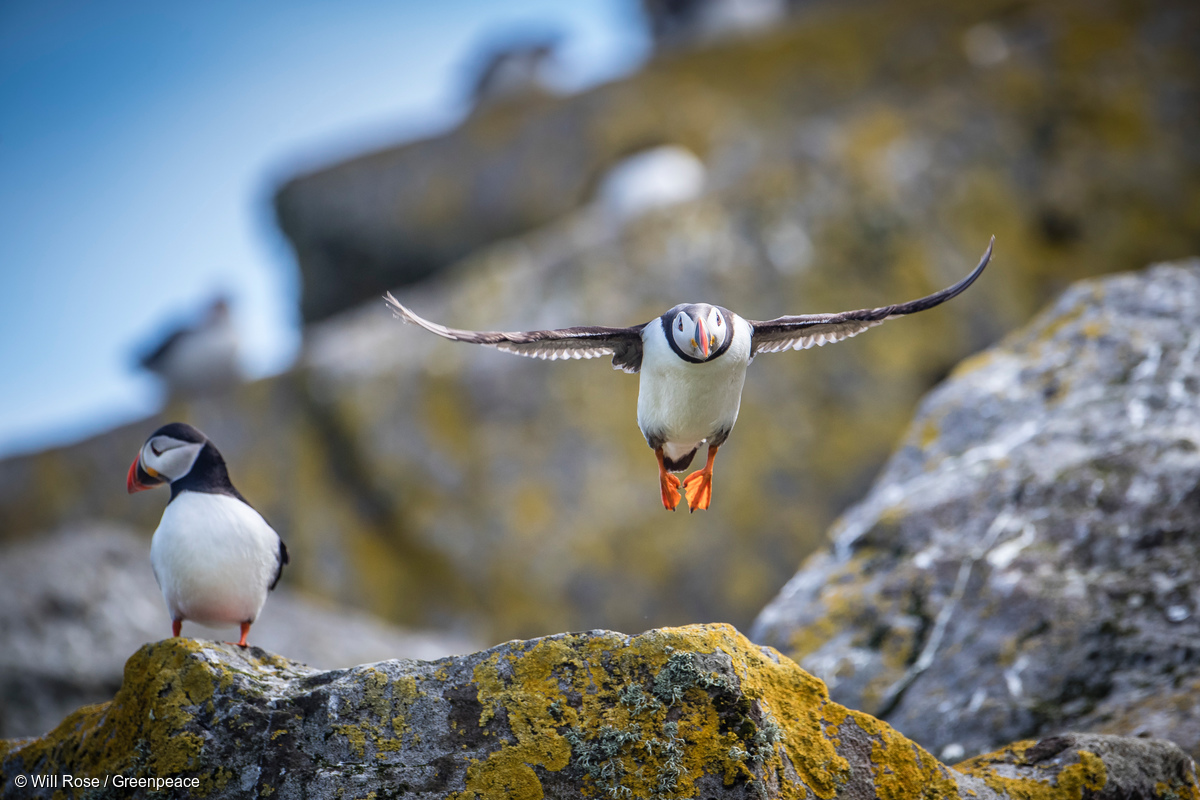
[0,526,477,740]
[753,261,1200,760]
[4,625,1195,799]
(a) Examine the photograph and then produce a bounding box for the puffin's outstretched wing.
[748,237,993,358]
[384,293,649,373]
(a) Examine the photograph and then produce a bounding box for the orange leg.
[656,448,682,511]
[236,622,251,648]
[172,619,182,638]
[682,445,719,513]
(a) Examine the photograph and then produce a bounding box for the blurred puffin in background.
[469,35,557,111]
[127,422,287,646]
[137,296,240,397]
[385,239,993,512]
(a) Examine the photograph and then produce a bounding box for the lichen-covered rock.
[958,735,1199,800]
[3,624,1195,799]
[0,525,477,740]
[752,261,1200,761]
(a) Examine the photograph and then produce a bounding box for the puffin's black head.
[126,422,211,493]
[665,303,730,362]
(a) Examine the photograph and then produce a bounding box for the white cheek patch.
[673,322,692,352]
[143,440,203,481]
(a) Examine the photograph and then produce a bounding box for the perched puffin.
[127,422,288,646]
[137,297,240,397]
[385,238,993,512]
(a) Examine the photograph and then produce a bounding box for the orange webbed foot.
[682,469,713,512]
[655,448,682,511]
[660,471,682,511]
[226,622,251,648]
[682,445,719,512]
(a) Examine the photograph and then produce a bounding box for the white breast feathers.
[150,492,281,628]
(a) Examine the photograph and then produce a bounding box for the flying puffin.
[127,422,288,646]
[385,238,993,512]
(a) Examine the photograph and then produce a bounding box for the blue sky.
[0,1,648,456]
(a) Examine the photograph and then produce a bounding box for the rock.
[0,526,477,740]
[3,624,1196,799]
[957,734,1200,800]
[752,260,1200,760]
[596,145,708,222]
[276,0,1200,322]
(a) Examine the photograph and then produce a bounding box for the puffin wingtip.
[382,292,421,325]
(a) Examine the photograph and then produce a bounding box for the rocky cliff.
[3,0,1199,646]
[3,624,1196,799]
[277,0,1200,322]
[752,260,1200,761]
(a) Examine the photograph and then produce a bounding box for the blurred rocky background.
[2,0,1199,752]
[0,525,478,738]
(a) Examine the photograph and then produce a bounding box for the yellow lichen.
[332,668,425,761]
[951,349,999,378]
[825,707,959,800]
[3,640,215,784]
[392,675,421,738]
[8,626,1187,798]
[335,724,370,759]
[957,741,1111,800]
[785,552,878,663]
[919,418,942,449]
[449,624,862,800]
[1057,751,1107,797]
